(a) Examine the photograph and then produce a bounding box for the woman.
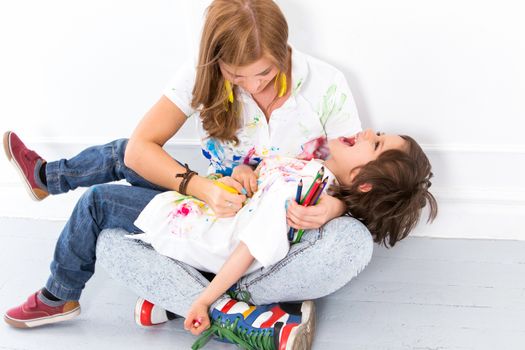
[4,1,372,348]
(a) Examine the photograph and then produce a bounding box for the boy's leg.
[45,138,169,194]
[235,217,374,305]
[4,183,168,328]
[4,131,169,198]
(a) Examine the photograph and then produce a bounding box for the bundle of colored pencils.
[288,167,329,243]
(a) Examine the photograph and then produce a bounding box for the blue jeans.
[44,139,374,315]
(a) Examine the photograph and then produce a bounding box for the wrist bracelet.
[175,163,198,195]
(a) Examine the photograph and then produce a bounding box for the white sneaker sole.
[286,300,316,350]
[4,306,81,328]
[134,298,169,327]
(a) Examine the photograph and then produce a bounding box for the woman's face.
[219,57,280,95]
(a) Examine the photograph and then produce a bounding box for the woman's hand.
[231,164,258,197]
[286,194,346,230]
[188,176,246,218]
[184,301,211,336]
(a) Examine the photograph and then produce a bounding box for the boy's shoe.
[192,298,316,350]
[134,298,179,326]
[4,291,80,328]
[3,131,48,201]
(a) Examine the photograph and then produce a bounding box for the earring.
[224,80,234,104]
[274,72,287,97]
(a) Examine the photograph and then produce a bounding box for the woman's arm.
[124,96,246,216]
[286,194,346,230]
[124,95,195,191]
[183,242,254,335]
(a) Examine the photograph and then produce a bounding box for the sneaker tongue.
[27,292,38,308]
[22,149,38,161]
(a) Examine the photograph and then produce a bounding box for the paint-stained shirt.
[163,46,361,175]
[130,156,336,274]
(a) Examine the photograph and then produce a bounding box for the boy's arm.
[196,242,254,306]
[184,242,255,335]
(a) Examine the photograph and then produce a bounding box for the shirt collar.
[288,44,309,97]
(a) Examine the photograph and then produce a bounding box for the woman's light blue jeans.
[43,139,374,316]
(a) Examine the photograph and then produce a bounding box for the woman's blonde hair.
[191,0,289,144]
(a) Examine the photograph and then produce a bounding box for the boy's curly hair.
[330,135,438,247]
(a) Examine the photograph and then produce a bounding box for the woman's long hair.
[191,0,289,144]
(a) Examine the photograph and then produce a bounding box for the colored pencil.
[213,180,240,194]
[302,177,322,207]
[294,177,329,243]
[311,177,328,205]
[288,179,303,241]
[300,167,324,204]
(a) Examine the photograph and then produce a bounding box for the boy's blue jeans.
[44,139,374,316]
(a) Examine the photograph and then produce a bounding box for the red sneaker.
[134,298,171,326]
[4,291,81,328]
[3,131,49,201]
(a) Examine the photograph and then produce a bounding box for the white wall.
[1,0,524,240]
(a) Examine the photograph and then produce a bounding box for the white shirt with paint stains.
[130,156,336,275]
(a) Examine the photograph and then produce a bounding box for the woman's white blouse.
[164,46,361,175]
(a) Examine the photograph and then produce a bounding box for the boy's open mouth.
[339,136,356,147]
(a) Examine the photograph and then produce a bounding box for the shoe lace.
[226,289,252,303]
[191,316,275,350]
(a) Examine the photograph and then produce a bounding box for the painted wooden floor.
[0,217,524,350]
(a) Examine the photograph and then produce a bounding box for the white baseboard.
[1,140,524,240]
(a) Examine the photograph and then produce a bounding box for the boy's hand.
[231,164,258,197]
[286,194,346,230]
[184,301,211,336]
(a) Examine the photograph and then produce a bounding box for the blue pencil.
[288,179,303,241]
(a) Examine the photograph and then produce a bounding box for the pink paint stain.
[243,147,256,164]
[168,202,193,220]
[297,136,330,160]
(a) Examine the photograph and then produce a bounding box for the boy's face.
[327,128,407,185]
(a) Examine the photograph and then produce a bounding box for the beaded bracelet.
[175,163,198,195]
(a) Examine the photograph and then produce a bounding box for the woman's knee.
[318,216,374,279]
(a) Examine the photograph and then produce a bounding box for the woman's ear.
[358,183,373,192]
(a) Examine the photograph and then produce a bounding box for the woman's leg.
[235,216,374,304]
[96,217,372,312]
[96,229,210,317]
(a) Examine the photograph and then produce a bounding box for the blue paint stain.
[205,139,225,160]
[201,148,212,160]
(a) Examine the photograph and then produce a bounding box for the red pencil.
[311,177,328,205]
[302,177,322,206]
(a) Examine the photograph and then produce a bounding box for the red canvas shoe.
[4,291,80,328]
[3,131,49,201]
[134,298,179,326]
